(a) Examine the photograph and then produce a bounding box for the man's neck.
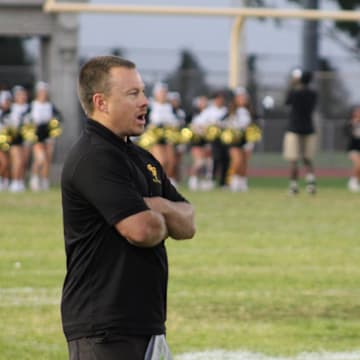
[89,115,127,141]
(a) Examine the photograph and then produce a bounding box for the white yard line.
[175,350,360,360]
[0,287,60,306]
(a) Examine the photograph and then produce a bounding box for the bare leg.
[288,160,299,195]
[348,152,360,192]
[150,144,167,169]
[303,157,316,194]
[30,143,47,191]
[9,145,25,192]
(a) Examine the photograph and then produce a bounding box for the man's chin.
[129,128,145,138]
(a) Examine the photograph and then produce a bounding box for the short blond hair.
[78,56,135,116]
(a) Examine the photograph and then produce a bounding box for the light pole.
[302,0,319,71]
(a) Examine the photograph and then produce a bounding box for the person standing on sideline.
[147,82,180,185]
[0,90,12,191]
[195,91,228,189]
[168,91,187,184]
[225,87,258,192]
[28,81,61,191]
[187,95,212,191]
[6,86,30,192]
[61,56,195,360]
[283,70,318,195]
[345,105,360,192]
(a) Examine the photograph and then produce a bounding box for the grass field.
[0,178,359,360]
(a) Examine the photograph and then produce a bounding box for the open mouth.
[136,114,146,123]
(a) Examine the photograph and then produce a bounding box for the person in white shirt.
[195,91,228,189]
[168,91,187,184]
[0,90,12,191]
[147,83,180,185]
[28,81,61,191]
[225,87,256,192]
[187,95,213,191]
[5,86,29,192]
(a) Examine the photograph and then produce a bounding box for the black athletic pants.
[212,140,230,186]
[68,335,151,360]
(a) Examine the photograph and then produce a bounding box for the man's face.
[105,67,148,138]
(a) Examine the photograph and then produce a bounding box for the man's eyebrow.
[126,86,145,93]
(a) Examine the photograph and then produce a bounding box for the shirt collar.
[85,118,133,150]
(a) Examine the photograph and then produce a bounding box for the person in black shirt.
[61,56,195,360]
[283,70,318,195]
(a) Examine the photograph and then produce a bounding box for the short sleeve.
[159,165,188,203]
[285,91,293,106]
[72,147,149,226]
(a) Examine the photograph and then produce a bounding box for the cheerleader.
[0,91,12,191]
[28,81,61,191]
[168,91,187,183]
[197,91,228,188]
[187,95,212,191]
[346,106,360,192]
[5,86,30,192]
[226,87,258,192]
[147,83,180,185]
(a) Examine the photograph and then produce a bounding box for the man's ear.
[93,93,108,113]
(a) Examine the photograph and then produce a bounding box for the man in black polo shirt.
[61,56,196,360]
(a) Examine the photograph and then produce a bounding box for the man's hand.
[144,197,195,240]
[115,210,167,248]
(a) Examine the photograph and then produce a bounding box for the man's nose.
[141,93,149,107]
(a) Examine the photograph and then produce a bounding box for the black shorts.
[347,138,360,152]
[36,123,50,143]
[67,334,151,360]
[10,133,23,146]
[191,138,207,147]
[227,138,247,149]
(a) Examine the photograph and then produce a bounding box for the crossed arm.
[116,198,195,248]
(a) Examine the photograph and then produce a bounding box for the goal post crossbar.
[43,0,360,89]
[43,1,360,22]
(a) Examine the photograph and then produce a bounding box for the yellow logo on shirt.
[147,164,161,184]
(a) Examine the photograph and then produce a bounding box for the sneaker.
[288,181,299,196]
[288,186,299,196]
[348,177,359,192]
[305,174,317,195]
[239,177,248,192]
[200,179,215,191]
[306,182,317,195]
[2,178,9,191]
[9,180,25,193]
[230,175,248,192]
[230,175,241,192]
[288,180,299,195]
[41,178,50,191]
[188,176,199,191]
[30,175,40,192]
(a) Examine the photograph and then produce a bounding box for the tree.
[0,37,34,89]
[289,0,360,51]
[166,49,209,112]
[0,37,29,65]
[317,57,350,118]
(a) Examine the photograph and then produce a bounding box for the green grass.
[0,180,359,359]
